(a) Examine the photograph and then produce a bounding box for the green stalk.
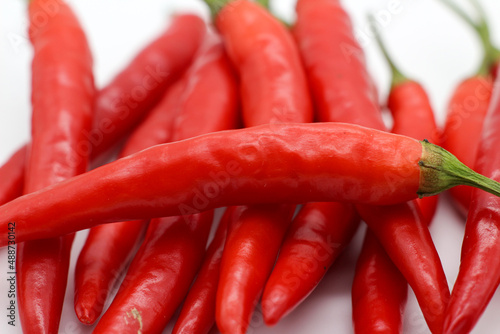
[204,0,232,18]
[436,0,500,75]
[256,0,270,10]
[418,140,500,198]
[368,15,408,88]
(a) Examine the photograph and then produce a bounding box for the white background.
[1,0,500,333]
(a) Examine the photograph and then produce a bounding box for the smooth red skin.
[293,0,381,127]
[261,202,360,325]
[74,33,238,324]
[352,231,408,334]
[216,0,313,126]
[357,203,449,334]
[17,1,94,333]
[294,1,447,331]
[92,211,213,334]
[442,77,492,216]
[0,123,424,244]
[389,81,441,224]
[0,146,26,205]
[172,207,235,334]
[216,204,296,334]
[443,75,500,334]
[89,14,205,159]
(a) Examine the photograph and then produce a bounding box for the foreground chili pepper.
[207,1,313,332]
[75,31,238,325]
[0,123,498,245]
[0,146,26,206]
[262,202,359,325]
[443,69,500,334]
[93,211,213,334]
[0,13,205,205]
[172,207,235,334]
[17,1,94,333]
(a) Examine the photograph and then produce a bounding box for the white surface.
[1,0,500,333]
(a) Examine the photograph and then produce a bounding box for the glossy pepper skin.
[261,202,359,325]
[73,81,182,325]
[74,32,238,325]
[442,77,492,215]
[92,211,213,334]
[172,207,235,334]
[443,73,500,334]
[215,0,313,126]
[211,1,313,332]
[1,122,496,245]
[89,14,205,159]
[17,0,94,333]
[0,146,26,205]
[352,231,408,334]
[294,1,447,332]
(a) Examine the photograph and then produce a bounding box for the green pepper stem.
[204,0,232,18]
[256,0,270,10]
[368,15,408,88]
[436,0,500,76]
[418,140,500,198]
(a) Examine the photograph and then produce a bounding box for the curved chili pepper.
[92,211,213,334]
[216,204,295,334]
[172,207,235,334]
[90,14,205,160]
[74,31,238,325]
[352,230,408,334]
[17,1,94,333]
[0,146,26,206]
[261,202,359,325]
[207,1,313,332]
[443,71,500,334]
[0,123,498,245]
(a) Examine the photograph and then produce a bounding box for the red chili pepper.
[172,207,235,334]
[89,14,205,160]
[92,211,213,334]
[0,146,26,206]
[205,1,313,332]
[442,77,492,215]
[74,31,238,325]
[352,230,408,334]
[16,1,94,333]
[0,123,497,245]
[261,202,359,325]
[216,204,295,334]
[443,71,500,334]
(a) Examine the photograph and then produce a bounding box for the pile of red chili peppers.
[3,0,500,333]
